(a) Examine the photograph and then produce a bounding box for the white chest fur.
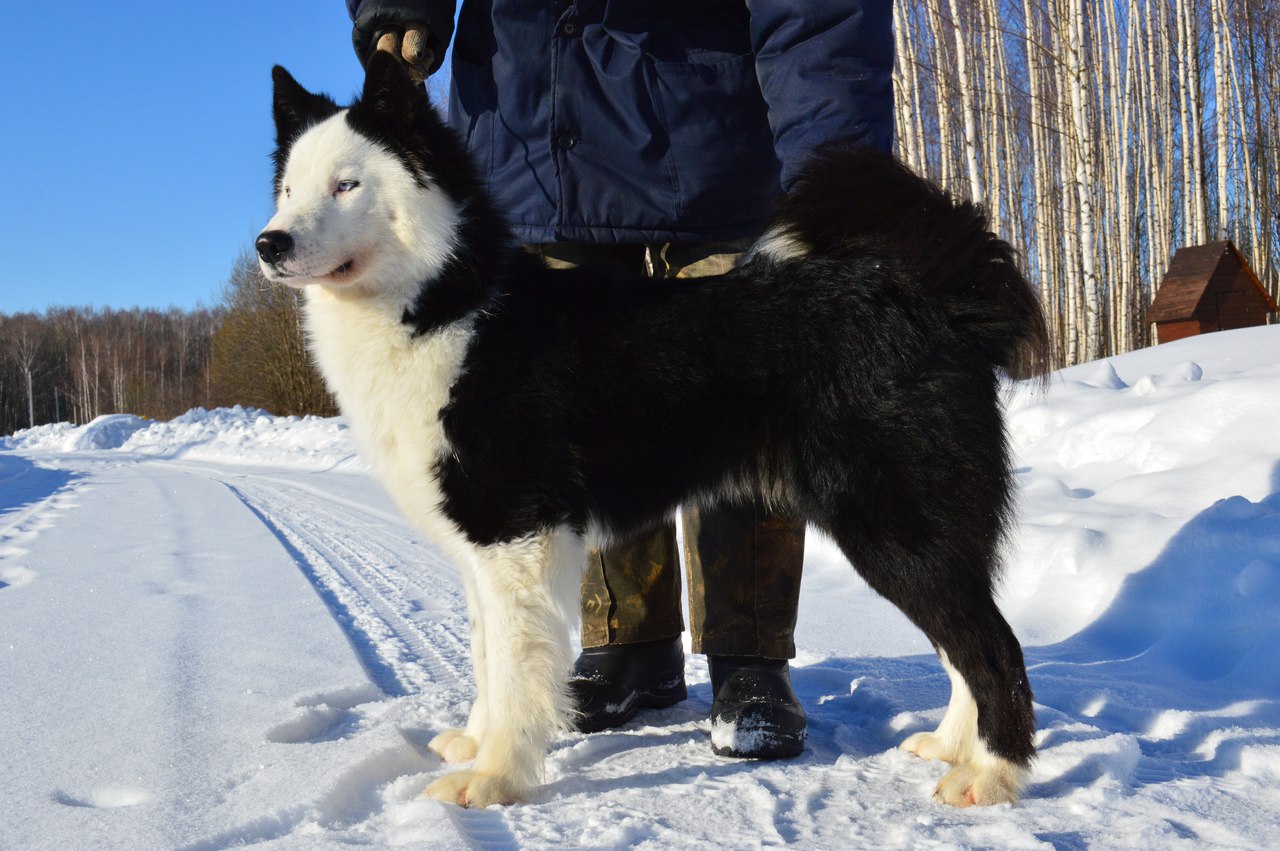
[303,288,474,554]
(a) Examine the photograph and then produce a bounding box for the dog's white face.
[258,110,461,307]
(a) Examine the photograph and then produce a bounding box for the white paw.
[428,729,480,762]
[932,760,1023,807]
[900,731,960,764]
[425,769,518,808]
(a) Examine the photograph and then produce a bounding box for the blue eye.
[336,180,360,192]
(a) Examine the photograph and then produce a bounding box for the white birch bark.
[892,1,928,171]
[946,0,984,201]
[1021,0,1055,353]
[1222,2,1262,273]
[925,0,955,189]
[1211,0,1231,239]
[1173,0,1196,245]
[1066,0,1102,360]
[1178,0,1209,243]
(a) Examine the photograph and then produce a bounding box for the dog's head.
[257,54,468,306]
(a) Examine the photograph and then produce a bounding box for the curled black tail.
[774,145,1051,381]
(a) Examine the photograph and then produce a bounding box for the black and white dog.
[257,54,1048,809]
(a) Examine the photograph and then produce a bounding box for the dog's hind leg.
[429,566,487,762]
[910,608,1033,807]
[426,527,583,807]
[838,527,1035,805]
[897,632,1034,808]
[823,440,1036,806]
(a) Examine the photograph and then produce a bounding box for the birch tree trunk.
[1065,0,1102,360]
[892,1,927,171]
[1211,0,1231,238]
[924,0,955,189]
[1021,0,1056,356]
[945,0,984,201]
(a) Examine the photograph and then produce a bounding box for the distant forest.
[0,253,333,437]
[0,305,219,436]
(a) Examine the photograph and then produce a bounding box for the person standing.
[343,0,894,759]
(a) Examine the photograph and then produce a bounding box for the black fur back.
[774,146,1051,380]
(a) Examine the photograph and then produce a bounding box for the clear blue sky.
[0,3,450,314]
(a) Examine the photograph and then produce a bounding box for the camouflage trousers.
[530,241,806,660]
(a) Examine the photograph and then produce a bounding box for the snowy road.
[2,454,490,849]
[4,327,1280,849]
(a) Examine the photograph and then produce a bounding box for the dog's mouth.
[327,258,358,280]
[259,257,360,288]
[258,263,301,285]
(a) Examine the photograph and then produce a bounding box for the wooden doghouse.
[1146,240,1277,344]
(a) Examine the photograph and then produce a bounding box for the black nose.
[256,230,294,264]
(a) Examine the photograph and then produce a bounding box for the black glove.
[350,2,453,78]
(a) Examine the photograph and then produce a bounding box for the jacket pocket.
[648,53,781,225]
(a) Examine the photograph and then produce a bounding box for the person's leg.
[532,244,686,649]
[656,240,809,759]
[682,504,804,660]
[572,528,688,731]
[579,529,684,647]
[544,240,809,754]
[530,244,689,731]
[682,502,807,758]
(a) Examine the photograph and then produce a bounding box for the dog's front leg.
[426,530,579,807]
[429,565,488,762]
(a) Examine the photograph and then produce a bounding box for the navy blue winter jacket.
[346,1,894,244]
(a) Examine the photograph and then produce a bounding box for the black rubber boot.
[569,636,688,733]
[708,656,806,759]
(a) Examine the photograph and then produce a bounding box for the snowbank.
[5,406,367,472]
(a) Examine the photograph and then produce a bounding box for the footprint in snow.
[53,787,152,809]
[265,683,382,744]
[0,565,38,590]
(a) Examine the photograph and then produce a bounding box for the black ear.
[348,51,470,197]
[359,51,430,129]
[271,65,340,148]
[270,66,339,191]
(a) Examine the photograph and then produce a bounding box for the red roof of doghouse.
[1146,240,1278,324]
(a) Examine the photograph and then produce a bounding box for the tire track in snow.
[176,469,524,851]
[169,468,523,851]
[446,808,523,851]
[220,476,473,701]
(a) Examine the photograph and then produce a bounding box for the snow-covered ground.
[3,326,1279,849]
